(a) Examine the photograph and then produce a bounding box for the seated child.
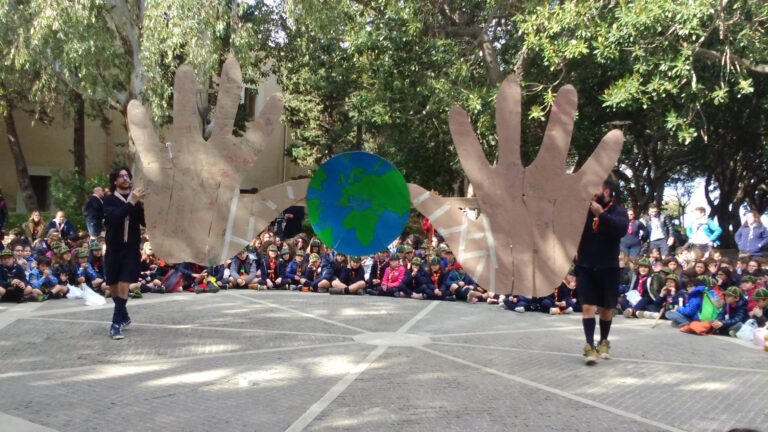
[539,271,579,315]
[330,256,367,295]
[713,286,748,337]
[397,257,429,299]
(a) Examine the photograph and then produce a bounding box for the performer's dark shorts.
[575,266,620,309]
[105,247,141,285]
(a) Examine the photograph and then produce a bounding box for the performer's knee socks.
[582,318,596,347]
[599,319,612,342]
[111,297,123,325]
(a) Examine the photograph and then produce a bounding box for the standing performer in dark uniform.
[575,177,628,365]
[103,167,145,340]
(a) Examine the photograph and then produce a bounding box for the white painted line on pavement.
[285,299,440,432]
[430,341,765,373]
[0,341,357,380]
[25,295,191,318]
[396,300,440,334]
[433,321,651,338]
[0,301,46,330]
[23,317,349,338]
[226,292,370,334]
[0,411,58,432]
[418,346,687,432]
[284,346,387,432]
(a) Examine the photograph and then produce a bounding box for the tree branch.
[695,47,768,74]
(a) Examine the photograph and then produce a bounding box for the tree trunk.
[73,92,86,175]
[3,105,39,211]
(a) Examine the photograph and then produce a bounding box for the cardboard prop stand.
[128,58,623,297]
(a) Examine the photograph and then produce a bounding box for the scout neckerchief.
[637,273,647,296]
[238,257,248,277]
[267,258,276,281]
[388,264,398,285]
[431,269,441,291]
[376,258,386,280]
[113,190,132,242]
[592,199,614,233]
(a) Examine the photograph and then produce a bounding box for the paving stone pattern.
[0,291,764,432]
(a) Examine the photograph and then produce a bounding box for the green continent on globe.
[308,166,327,191]
[337,168,409,216]
[306,198,322,225]
[315,226,333,246]
[342,209,378,246]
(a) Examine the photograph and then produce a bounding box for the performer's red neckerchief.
[592,200,614,233]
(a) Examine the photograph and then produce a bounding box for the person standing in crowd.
[23,211,46,243]
[103,167,145,340]
[575,177,629,365]
[280,205,305,240]
[641,203,673,257]
[685,207,722,254]
[45,210,77,240]
[620,208,648,258]
[734,210,767,257]
[83,186,105,240]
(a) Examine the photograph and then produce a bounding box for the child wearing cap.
[262,245,286,289]
[446,262,482,303]
[665,276,724,328]
[713,286,748,336]
[642,274,679,320]
[366,249,390,294]
[620,258,658,318]
[740,275,758,311]
[746,288,768,328]
[397,257,429,300]
[277,247,293,288]
[228,247,260,289]
[1,248,40,302]
[52,247,78,296]
[286,250,306,290]
[300,253,332,292]
[395,245,406,265]
[377,255,405,297]
[299,252,320,292]
[330,256,366,295]
[33,257,59,297]
[87,242,105,287]
[440,249,457,271]
[331,252,348,280]
[76,248,101,290]
[424,256,453,301]
[539,272,578,315]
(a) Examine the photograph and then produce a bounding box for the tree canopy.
[2,0,766,246]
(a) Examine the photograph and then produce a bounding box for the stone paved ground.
[0,291,764,432]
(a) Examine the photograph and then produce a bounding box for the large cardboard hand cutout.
[128,57,283,265]
[412,76,623,297]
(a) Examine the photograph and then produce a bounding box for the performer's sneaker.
[635,311,645,319]
[583,344,598,365]
[596,340,611,360]
[513,306,526,313]
[121,318,132,330]
[110,323,124,340]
